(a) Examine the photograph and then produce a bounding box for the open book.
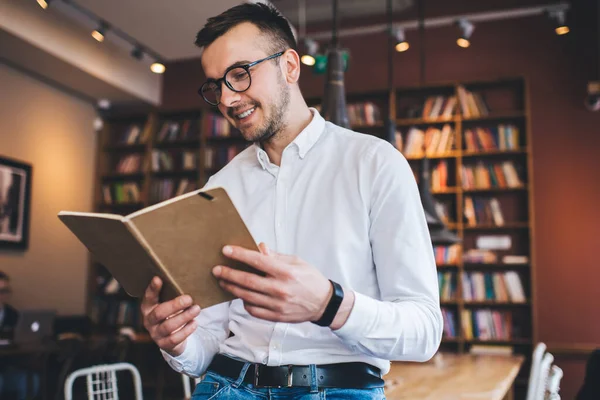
[58,187,260,309]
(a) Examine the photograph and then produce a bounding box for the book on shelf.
[118,123,147,145]
[102,182,141,204]
[464,125,520,152]
[456,85,489,118]
[462,309,513,341]
[421,95,457,119]
[464,196,505,226]
[502,255,529,264]
[115,154,143,174]
[438,271,457,301]
[469,344,514,356]
[59,187,262,309]
[442,308,457,339]
[156,119,197,142]
[461,160,523,189]
[462,271,526,303]
[347,102,381,126]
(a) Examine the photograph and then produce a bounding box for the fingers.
[219,280,282,311]
[222,245,281,276]
[258,242,271,256]
[140,276,162,315]
[156,319,198,354]
[145,295,193,327]
[213,266,281,295]
[156,305,201,338]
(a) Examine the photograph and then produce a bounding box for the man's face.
[0,279,11,308]
[201,22,290,142]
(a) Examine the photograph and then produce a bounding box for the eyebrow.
[207,60,252,81]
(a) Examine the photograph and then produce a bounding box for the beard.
[228,74,290,143]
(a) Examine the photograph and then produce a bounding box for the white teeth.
[237,108,255,119]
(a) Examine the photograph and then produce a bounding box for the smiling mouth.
[235,107,256,120]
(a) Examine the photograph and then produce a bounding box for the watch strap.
[312,280,344,327]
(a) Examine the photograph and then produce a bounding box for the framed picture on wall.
[0,156,32,250]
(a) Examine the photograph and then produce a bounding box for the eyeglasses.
[198,51,285,106]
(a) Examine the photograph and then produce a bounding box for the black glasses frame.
[198,51,285,106]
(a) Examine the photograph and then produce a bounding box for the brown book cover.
[58,187,261,309]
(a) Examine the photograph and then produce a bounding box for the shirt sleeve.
[333,140,443,362]
[161,301,230,377]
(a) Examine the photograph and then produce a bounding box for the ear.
[281,49,301,84]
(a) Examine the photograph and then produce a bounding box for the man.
[0,271,39,400]
[141,3,442,399]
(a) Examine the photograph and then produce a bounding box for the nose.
[219,81,241,108]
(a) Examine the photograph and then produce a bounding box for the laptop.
[12,309,56,345]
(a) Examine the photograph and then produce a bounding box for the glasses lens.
[200,81,220,105]
[226,67,251,92]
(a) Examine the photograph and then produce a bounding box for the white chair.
[546,365,563,400]
[64,362,143,400]
[530,352,555,400]
[526,342,548,400]
[182,374,202,400]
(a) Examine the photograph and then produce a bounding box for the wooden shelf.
[437,263,459,268]
[462,148,529,157]
[461,111,526,122]
[102,173,145,181]
[104,143,146,152]
[463,301,531,307]
[463,223,529,230]
[405,151,460,160]
[154,138,200,148]
[152,170,199,178]
[432,187,459,194]
[462,185,528,193]
[396,116,457,126]
[463,263,529,269]
[466,339,532,345]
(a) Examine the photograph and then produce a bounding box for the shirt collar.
[255,107,325,169]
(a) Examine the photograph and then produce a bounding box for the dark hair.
[195,3,297,55]
[0,271,8,281]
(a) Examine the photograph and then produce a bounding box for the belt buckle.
[286,365,293,388]
[253,364,260,387]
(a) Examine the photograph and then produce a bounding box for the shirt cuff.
[161,337,198,372]
[332,290,378,344]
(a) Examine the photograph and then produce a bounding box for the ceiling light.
[92,22,108,43]
[301,38,319,66]
[151,61,166,74]
[37,0,52,10]
[550,9,569,35]
[457,19,474,48]
[392,27,410,52]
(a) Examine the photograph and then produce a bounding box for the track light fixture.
[392,27,409,52]
[131,45,144,60]
[37,0,53,9]
[548,8,569,35]
[92,22,108,43]
[301,38,319,66]
[456,19,474,48]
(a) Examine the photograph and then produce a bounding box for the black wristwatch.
[312,280,344,327]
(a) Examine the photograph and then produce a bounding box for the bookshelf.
[396,77,535,397]
[88,107,248,336]
[308,77,534,396]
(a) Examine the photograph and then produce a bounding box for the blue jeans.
[192,362,386,399]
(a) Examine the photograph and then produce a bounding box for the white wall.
[0,63,96,315]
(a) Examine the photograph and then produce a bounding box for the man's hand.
[140,277,201,357]
[212,243,333,324]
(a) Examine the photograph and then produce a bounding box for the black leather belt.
[207,354,384,389]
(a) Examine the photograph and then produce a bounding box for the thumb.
[258,242,271,256]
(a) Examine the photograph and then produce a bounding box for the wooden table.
[384,353,525,400]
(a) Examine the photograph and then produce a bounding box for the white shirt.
[163,108,442,377]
